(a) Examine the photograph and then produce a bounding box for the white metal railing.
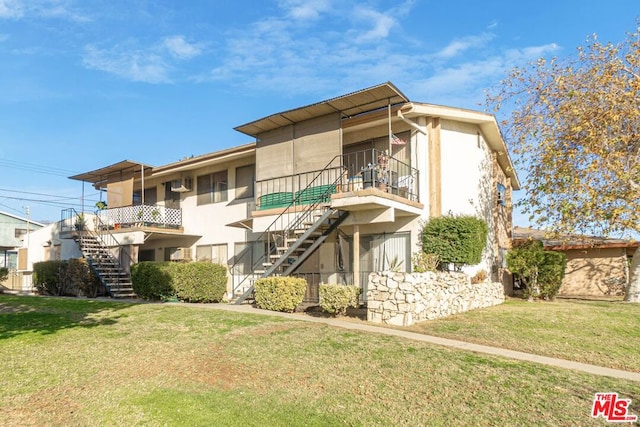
[97,205,182,229]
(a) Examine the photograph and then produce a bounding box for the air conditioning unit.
[171,178,193,192]
[170,247,192,261]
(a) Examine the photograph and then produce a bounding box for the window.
[197,170,228,205]
[196,244,228,264]
[14,228,27,239]
[235,164,255,199]
[133,187,158,206]
[233,241,265,274]
[497,183,506,206]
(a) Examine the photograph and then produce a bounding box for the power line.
[0,187,99,201]
[0,158,81,177]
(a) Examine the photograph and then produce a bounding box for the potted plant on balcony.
[376,150,390,191]
[74,214,86,231]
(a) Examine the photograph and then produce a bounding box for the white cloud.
[434,33,495,59]
[353,7,396,43]
[0,0,24,19]
[0,0,88,21]
[83,44,170,84]
[163,36,202,60]
[279,0,332,20]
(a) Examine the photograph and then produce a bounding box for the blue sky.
[0,0,637,224]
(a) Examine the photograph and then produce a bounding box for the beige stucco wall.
[558,247,628,296]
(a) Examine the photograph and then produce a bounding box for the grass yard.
[405,297,640,373]
[1,294,639,426]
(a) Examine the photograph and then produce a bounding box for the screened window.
[196,244,228,265]
[235,164,255,200]
[197,170,228,205]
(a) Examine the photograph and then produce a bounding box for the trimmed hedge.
[131,261,228,302]
[33,259,104,297]
[131,262,173,300]
[33,260,63,295]
[254,277,307,313]
[319,284,360,316]
[420,215,488,270]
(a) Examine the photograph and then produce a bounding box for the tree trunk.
[625,248,640,302]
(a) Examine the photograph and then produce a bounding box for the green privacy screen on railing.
[258,192,293,210]
[258,185,337,210]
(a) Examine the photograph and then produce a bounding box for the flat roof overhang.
[234,82,409,137]
[69,160,154,188]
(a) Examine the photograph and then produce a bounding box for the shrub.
[131,261,228,302]
[538,250,566,300]
[319,284,360,316]
[254,277,307,313]
[167,262,227,303]
[507,240,566,300]
[33,260,65,295]
[131,262,173,300]
[419,216,488,270]
[0,267,8,283]
[412,252,439,272]
[470,269,488,284]
[59,258,105,297]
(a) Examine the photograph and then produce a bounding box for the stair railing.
[63,208,132,296]
[229,155,346,297]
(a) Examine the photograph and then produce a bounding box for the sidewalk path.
[174,302,640,383]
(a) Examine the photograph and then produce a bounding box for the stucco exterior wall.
[438,120,496,276]
[558,247,629,296]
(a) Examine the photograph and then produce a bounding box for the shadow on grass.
[0,294,136,340]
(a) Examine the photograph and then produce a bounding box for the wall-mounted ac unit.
[170,247,192,261]
[171,178,193,192]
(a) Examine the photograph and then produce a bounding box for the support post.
[353,225,360,289]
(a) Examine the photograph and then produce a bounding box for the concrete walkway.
[174,302,640,383]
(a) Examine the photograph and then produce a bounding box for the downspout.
[397,103,427,135]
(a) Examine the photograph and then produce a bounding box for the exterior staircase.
[76,233,137,299]
[231,157,349,304]
[62,208,137,299]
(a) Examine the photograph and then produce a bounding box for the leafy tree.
[487,26,640,301]
[507,240,545,301]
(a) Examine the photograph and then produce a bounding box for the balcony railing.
[254,148,419,210]
[97,205,182,229]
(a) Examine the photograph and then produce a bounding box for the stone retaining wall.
[367,271,505,326]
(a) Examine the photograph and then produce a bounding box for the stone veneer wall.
[367,271,505,326]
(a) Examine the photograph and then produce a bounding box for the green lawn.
[405,297,640,373]
[1,294,639,426]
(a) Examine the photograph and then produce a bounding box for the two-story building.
[0,210,44,291]
[23,82,519,301]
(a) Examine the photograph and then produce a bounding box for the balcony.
[253,149,423,227]
[96,204,182,230]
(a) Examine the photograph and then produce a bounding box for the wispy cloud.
[434,33,495,59]
[0,0,89,22]
[352,6,396,43]
[163,36,202,60]
[280,0,332,21]
[83,35,207,83]
[83,44,170,84]
[0,0,24,19]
